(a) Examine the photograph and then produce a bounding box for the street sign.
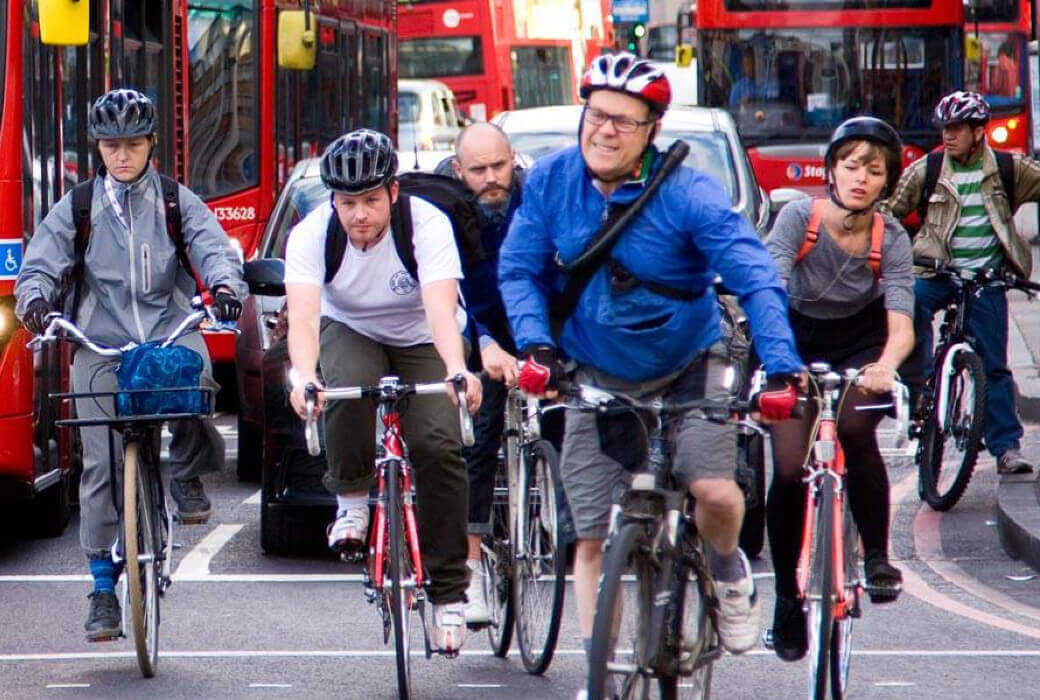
[0,241,23,280]
[612,0,649,24]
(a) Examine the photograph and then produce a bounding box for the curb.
[996,471,1040,570]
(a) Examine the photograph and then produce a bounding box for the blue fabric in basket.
[115,342,206,417]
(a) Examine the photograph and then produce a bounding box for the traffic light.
[626,22,646,54]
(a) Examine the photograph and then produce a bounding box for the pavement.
[995,272,1040,571]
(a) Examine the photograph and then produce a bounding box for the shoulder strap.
[995,150,1016,213]
[390,194,418,280]
[67,179,96,324]
[868,211,884,280]
[918,150,943,223]
[323,208,347,285]
[794,199,826,264]
[158,174,196,291]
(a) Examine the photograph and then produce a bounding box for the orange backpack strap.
[867,212,885,280]
[794,199,827,264]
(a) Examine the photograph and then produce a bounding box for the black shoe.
[770,595,807,662]
[170,477,212,524]
[864,552,902,604]
[85,592,122,642]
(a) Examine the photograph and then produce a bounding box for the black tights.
[766,387,890,598]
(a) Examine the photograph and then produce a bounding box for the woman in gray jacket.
[13,89,245,641]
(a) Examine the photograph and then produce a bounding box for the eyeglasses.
[584,107,655,134]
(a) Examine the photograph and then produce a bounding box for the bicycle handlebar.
[914,256,1040,294]
[303,374,475,457]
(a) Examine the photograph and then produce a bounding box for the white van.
[397,79,463,153]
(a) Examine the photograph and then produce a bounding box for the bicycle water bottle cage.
[115,342,206,417]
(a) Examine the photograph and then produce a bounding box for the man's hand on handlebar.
[480,342,519,387]
[289,370,324,419]
[445,369,483,415]
[518,346,565,399]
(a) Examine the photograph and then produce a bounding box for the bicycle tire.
[805,477,836,700]
[586,521,659,700]
[124,441,160,678]
[830,498,858,699]
[919,349,986,511]
[737,431,766,559]
[661,533,717,699]
[484,462,514,656]
[513,440,566,675]
[387,459,413,699]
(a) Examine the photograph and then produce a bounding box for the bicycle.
[912,258,1040,511]
[571,381,753,700]
[29,303,229,678]
[792,362,908,699]
[303,375,474,700]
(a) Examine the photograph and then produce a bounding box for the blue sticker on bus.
[0,242,23,280]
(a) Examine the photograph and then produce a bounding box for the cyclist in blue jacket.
[498,53,804,674]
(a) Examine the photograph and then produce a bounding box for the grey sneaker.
[997,449,1034,475]
[170,476,212,524]
[85,592,122,642]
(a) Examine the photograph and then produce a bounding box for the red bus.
[695,0,965,197]
[964,0,1032,153]
[0,0,395,534]
[397,0,585,121]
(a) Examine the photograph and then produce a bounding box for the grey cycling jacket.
[14,166,246,347]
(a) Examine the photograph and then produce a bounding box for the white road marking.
[242,489,262,505]
[874,681,916,687]
[457,684,503,688]
[45,684,90,689]
[171,524,244,579]
[5,649,1040,662]
[249,683,292,688]
[0,572,775,583]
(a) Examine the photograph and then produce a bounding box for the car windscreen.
[399,92,421,123]
[508,130,738,203]
[266,178,330,258]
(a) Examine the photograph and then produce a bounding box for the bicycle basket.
[115,342,206,417]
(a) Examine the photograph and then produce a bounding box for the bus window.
[511,45,572,108]
[318,22,345,138]
[123,3,167,167]
[400,37,484,78]
[187,1,258,198]
[341,22,360,130]
[363,32,389,129]
[966,33,1025,105]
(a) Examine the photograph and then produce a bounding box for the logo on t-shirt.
[389,270,418,296]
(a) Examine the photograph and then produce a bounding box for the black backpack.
[66,173,191,323]
[918,150,1016,223]
[323,171,486,284]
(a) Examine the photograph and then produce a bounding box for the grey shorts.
[560,346,737,540]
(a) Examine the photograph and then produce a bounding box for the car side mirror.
[243,259,286,297]
[769,187,811,214]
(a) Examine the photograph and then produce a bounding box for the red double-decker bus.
[695,0,965,197]
[964,0,1033,153]
[0,0,395,534]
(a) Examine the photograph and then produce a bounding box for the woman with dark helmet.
[763,116,914,661]
[14,88,246,641]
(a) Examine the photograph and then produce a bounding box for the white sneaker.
[464,559,491,627]
[326,506,369,553]
[432,601,467,654]
[713,549,761,654]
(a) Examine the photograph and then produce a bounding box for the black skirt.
[788,296,888,371]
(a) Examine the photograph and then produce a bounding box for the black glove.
[518,345,565,395]
[23,298,53,335]
[213,289,242,323]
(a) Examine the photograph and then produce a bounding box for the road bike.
[913,258,1040,510]
[303,375,473,700]
[793,362,908,699]
[31,303,230,677]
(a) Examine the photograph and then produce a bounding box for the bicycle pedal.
[761,629,775,650]
[466,621,491,631]
[338,546,366,564]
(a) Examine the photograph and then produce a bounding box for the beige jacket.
[880,146,1040,278]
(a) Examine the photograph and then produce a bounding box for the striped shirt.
[949,159,1003,268]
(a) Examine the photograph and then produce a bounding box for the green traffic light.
[632,23,646,39]
[627,41,637,51]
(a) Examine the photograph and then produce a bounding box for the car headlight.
[0,298,16,348]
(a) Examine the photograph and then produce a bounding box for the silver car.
[492,104,771,236]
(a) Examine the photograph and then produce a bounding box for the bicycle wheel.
[512,440,566,675]
[587,521,660,700]
[830,501,858,700]
[484,462,514,656]
[805,477,836,700]
[662,532,718,699]
[124,441,160,678]
[387,459,414,699]
[919,349,986,511]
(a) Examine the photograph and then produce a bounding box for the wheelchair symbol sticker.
[0,243,23,280]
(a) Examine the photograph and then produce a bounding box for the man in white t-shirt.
[283,129,482,655]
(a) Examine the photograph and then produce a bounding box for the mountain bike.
[913,258,1040,510]
[573,382,754,700]
[303,375,473,700]
[30,303,229,678]
[795,362,908,699]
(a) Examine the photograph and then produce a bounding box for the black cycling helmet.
[88,89,157,140]
[825,116,903,199]
[320,129,398,194]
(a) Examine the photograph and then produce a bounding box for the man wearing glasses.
[498,53,803,686]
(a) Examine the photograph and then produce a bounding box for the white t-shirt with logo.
[283,196,467,346]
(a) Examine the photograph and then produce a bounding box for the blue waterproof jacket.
[498,145,803,381]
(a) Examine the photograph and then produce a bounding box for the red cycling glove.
[756,375,800,421]
[518,346,564,396]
